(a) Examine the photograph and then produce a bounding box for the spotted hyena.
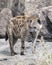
[6,15,40,56]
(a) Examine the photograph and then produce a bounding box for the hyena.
[6,15,40,56]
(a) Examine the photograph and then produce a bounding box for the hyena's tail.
[5,32,8,41]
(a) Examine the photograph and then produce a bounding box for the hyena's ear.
[5,31,8,41]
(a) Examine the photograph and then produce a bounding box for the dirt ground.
[0,39,52,65]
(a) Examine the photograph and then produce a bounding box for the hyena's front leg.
[13,37,18,55]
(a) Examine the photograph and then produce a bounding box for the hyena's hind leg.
[9,35,14,56]
[13,37,18,55]
[20,38,25,55]
[9,35,17,56]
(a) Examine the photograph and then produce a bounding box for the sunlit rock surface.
[0,8,12,37]
[25,0,39,16]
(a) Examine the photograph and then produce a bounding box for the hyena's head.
[27,16,42,42]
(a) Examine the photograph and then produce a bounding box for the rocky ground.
[0,39,52,65]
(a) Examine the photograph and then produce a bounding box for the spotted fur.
[6,15,38,56]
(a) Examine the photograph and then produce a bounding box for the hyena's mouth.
[27,27,36,42]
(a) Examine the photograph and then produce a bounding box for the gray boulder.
[39,6,52,39]
[11,0,25,17]
[0,8,12,38]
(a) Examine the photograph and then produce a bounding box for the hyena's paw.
[11,52,17,56]
[20,52,24,55]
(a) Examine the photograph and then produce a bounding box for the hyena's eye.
[34,27,36,29]
[30,20,32,23]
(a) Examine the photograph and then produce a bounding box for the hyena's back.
[6,15,31,40]
[6,15,38,40]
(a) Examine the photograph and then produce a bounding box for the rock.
[0,0,13,11]
[0,0,8,11]
[25,0,39,16]
[38,6,52,39]
[0,8,13,38]
[38,0,51,8]
[11,0,25,17]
